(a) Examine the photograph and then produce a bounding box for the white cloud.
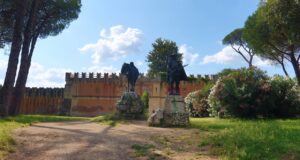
[87,65,119,73]
[179,44,199,65]
[0,60,72,87]
[136,60,143,66]
[26,62,73,87]
[0,59,7,71]
[0,59,8,84]
[201,46,271,67]
[80,25,143,64]
[202,46,241,64]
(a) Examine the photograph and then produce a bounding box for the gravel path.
[6,121,217,160]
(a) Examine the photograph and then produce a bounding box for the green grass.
[190,118,300,160]
[131,143,155,157]
[91,114,125,126]
[0,115,89,159]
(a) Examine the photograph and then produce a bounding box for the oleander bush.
[185,83,213,117]
[208,67,300,118]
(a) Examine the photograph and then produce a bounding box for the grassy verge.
[91,114,125,126]
[0,115,89,159]
[190,118,300,160]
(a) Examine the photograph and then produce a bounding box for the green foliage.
[265,76,300,118]
[243,0,300,83]
[0,115,89,158]
[91,114,123,126]
[223,28,255,67]
[208,68,300,118]
[0,0,15,48]
[191,118,300,160]
[0,0,81,44]
[131,143,155,157]
[223,28,244,46]
[217,68,237,77]
[185,83,214,117]
[141,91,149,109]
[146,38,183,77]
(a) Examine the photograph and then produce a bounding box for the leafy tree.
[243,0,300,84]
[0,0,81,116]
[223,28,255,68]
[0,0,29,116]
[243,11,290,77]
[12,0,81,115]
[146,38,182,77]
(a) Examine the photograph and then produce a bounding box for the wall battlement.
[25,87,64,97]
[65,72,218,83]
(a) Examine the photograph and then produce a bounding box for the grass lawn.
[0,115,89,159]
[190,118,300,160]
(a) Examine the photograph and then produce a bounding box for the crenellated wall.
[20,88,64,115]
[64,72,217,116]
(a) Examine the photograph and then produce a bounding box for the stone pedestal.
[148,95,189,127]
[116,92,144,119]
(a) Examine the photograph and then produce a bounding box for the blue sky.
[0,0,292,87]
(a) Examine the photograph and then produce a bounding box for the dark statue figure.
[121,62,139,92]
[167,54,187,95]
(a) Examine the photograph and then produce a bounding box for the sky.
[0,0,293,87]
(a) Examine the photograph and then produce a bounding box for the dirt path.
[6,121,217,160]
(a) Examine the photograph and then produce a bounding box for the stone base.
[116,92,144,119]
[162,112,189,127]
[148,95,189,127]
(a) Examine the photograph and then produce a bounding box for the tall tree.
[223,28,255,68]
[10,0,82,115]
[0,0,29,117]
[243,0,300,83]
[146,38,182,77]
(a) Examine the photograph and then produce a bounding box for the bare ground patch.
[6,121,218,160]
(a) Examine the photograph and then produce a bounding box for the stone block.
[148,95,189,127]
[116,92,144,119]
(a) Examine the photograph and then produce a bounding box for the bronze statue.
[167,54,187,95]
[121,62,139,92]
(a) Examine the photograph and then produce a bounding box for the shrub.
[141,91,149,109]
[185,83,213,117]
[208,67,268,118]
[265,76,300,118]
[208,68,300,118]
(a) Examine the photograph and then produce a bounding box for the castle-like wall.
[64,72,216,116]
[20,88,64,115]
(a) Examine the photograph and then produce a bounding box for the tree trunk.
[0,0,28,117]
[249,54,254,68]
[281,63,289,77]
[9,0,40,115]
[10,36,38,115]
[290,53,300,85]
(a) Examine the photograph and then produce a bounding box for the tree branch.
[231,44,250,64]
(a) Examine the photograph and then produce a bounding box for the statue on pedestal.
[117,62,143,118]
[121,62,139,92]
[148,54,189,127]
[167,54,187,95]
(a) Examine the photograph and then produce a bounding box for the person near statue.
[167,54,188,95]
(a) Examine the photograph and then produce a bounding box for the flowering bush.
[185,83,213,117]
[265,76,300,118]
[208,68,300,118]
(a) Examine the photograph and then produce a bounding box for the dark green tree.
[0,0,81,115]
[223,28,255,68]
[146,38,182,77]
[11,0,82,115]
[0,0,29,117]
[243,0,300,82]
